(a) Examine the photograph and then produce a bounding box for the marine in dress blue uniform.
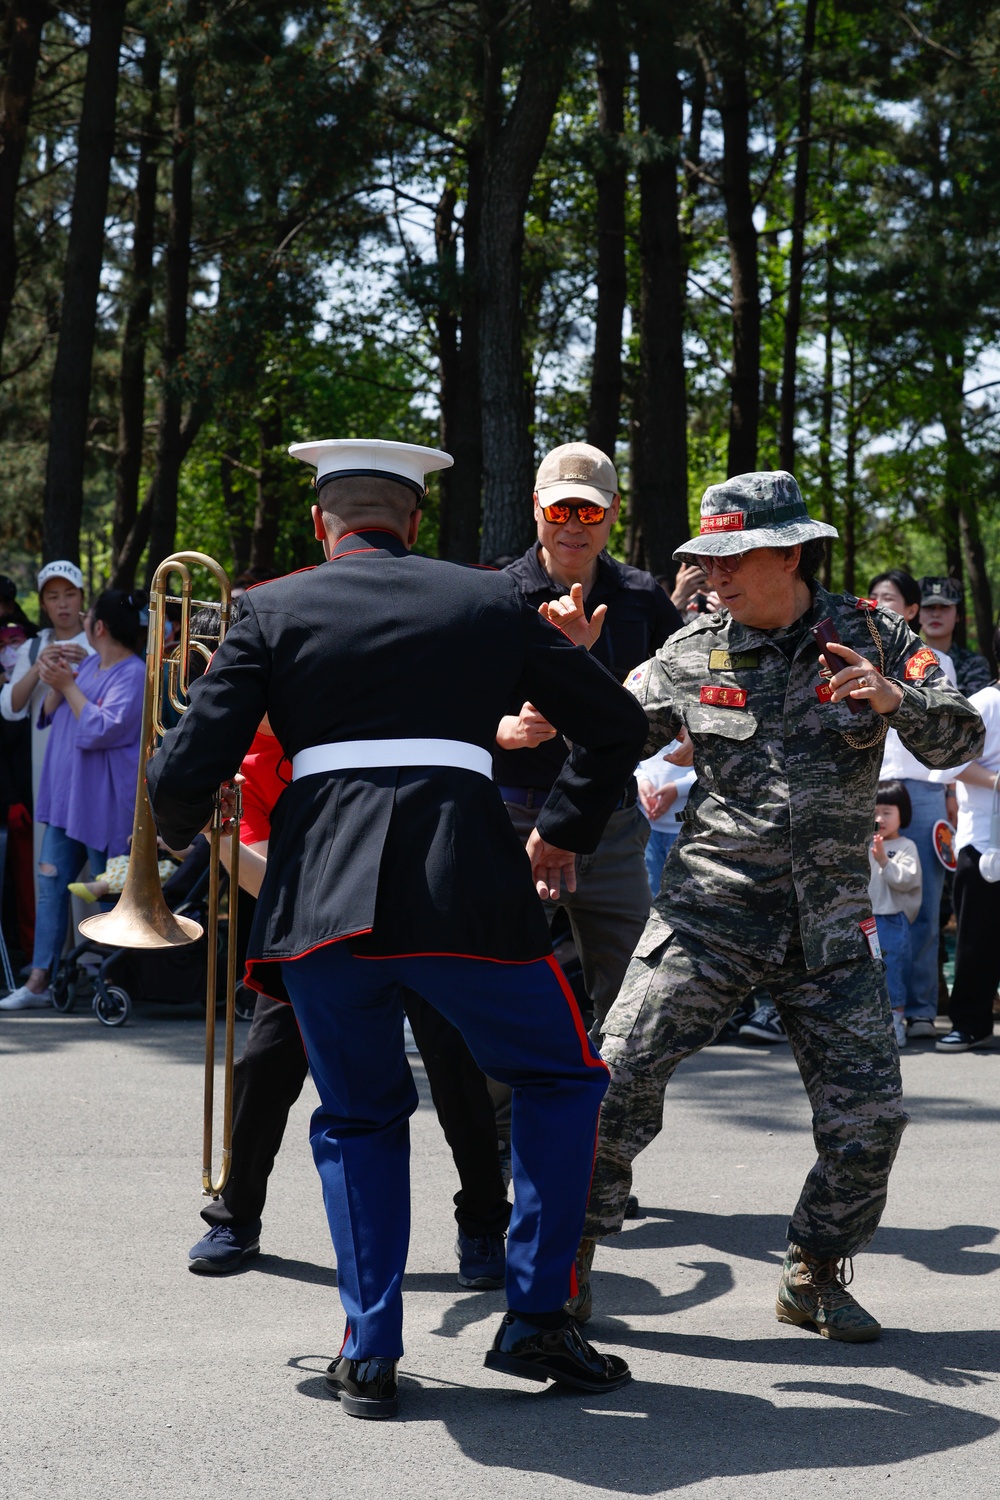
[147,440,646,1415]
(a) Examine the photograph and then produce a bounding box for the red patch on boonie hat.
[700,512,745,535]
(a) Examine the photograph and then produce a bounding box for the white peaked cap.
[288,439,453,498]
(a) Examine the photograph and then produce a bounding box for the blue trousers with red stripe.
[282,945,609,1359]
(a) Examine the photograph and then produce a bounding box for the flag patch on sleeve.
[904,647,937,682]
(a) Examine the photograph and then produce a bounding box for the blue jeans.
[644,827,678,898]
[875,911,911,1015]
[33,824,107,976]
[901,780,946,1020]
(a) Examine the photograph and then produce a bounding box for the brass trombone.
[79,552,242,1198]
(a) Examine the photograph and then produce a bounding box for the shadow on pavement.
[616,1208,1000,1275]
[593,1321,1000,1390]
[286,1362,998,1485]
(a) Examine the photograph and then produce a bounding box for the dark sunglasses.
[688,553,745,575]
[540,502,608,526]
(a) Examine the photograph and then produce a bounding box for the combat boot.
[775,1243,881,1343]
[564,1237,596,1323]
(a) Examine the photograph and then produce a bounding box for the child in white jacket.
[869,779,923,1050]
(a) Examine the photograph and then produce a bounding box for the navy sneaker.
[456,1230,506,1289]
[935,1028,994,1053]
[188,1220,262,1274]
[739,1005,788,1043]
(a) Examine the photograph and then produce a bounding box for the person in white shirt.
[868,780,922,1051]
[869,569,959,1039]
[636,735,696,897]
[935,638,1000,1052]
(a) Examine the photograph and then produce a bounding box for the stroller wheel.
[52,973,78,1014]
[94,983,131,1028]
[234,982,256,1022]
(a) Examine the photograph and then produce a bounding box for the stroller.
[51,837,257,1028]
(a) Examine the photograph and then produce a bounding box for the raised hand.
[538,583,607,651]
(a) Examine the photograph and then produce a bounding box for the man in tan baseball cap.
[530,442,621,600]
[488,441,684,1230]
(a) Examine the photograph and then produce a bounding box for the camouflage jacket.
[945,643,992,699]
[626,585,985,970]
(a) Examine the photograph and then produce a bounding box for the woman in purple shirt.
[0,591,146,1009]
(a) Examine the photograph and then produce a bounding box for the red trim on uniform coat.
[356,950,550,965]
[242,930,376,999]
[244,566,314,591]
[330,527,405,552]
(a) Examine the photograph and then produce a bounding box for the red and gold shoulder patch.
[904,647,938,682]
[855,597,877,610]
[700,685,747,709]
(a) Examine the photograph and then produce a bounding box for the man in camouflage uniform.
[565,473,985,1342]
[918,576,991,698]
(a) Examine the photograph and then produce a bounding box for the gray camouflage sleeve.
[879,615,986,768]
[624,651,684,756]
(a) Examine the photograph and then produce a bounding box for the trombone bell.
[78,786,203,948]
[78,897,202,949]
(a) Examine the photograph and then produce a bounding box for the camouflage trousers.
[584,919,909,1258]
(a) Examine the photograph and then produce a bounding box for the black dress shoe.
[484,1313,631,1393]
[935,1028,994,1053]
[325,1356,399,1418]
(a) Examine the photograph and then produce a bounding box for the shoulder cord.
[843,610,890,752]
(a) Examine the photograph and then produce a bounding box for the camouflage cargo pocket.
[600,906,674,1042]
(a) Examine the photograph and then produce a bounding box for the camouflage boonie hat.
[673,471,839,561]
[918,575,962,607]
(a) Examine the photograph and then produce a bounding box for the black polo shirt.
[494,545,683,792]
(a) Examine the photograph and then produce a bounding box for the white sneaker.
[907,1018,938,1040]
[893,1014,907,1049]
[0,984,53,1011]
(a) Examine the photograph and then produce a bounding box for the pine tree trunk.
[41,0,127,563]
[477,0,571,563]
[0,0,50,366]
[778,0,817,474]
[818,241,834,589]
[112,33,161,563]
[843,342,856,595]
[718,0,759,477]
[110,406,205,588]
[249,406,284,572]
[220,454,251,577]
[437,164,484,562]
[939,359,991,659]
[629,7,687,576]
[145,7,199,582]
[586,0,627,459]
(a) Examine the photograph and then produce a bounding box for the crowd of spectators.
[0,549,994,1058]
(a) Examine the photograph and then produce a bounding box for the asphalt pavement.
[2,1004,998,1500]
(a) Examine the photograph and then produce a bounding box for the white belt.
[291,737,493,782]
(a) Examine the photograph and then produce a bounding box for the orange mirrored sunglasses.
[540,501,608,525]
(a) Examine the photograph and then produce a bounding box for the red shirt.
[239,730,289,844]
